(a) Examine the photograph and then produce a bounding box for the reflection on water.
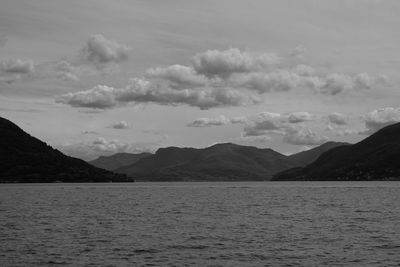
[1,182,400,266]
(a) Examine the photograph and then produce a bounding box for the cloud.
[187,115,248,127]
[57,72,79,81]
[81,34,130,65]
[321,73,387,95]
[230,116,248,124]
[243,112,284,136]
[241,111,328,146]
[230,71,303,93]
[283,126,328,146]
[0,59,35,83]
[290,45,307,60]
[56,78,259,110]
[192,48,279,77]
[287,112,313,123]
[1,59,34,74]
[145,64,208,89]
[111,120,130,129]
[293,64,315,76]
[187,115,231,127]
[362,107,400,134]
[328,112,347,125]
[56,85,118,109]
[58,47,389,110]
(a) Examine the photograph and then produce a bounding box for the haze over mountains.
[0,117,130,183]
[89,152,152,171]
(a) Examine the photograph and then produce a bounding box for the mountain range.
[2,115,399,182]
[89,152,151,171]
[272,122,400,181]
[0,116,131,183]
[94,141,347,181]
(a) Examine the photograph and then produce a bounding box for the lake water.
[1,182,400,266]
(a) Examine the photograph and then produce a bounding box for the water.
[1,182,400,266]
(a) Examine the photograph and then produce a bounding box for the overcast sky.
[1,0,400,160]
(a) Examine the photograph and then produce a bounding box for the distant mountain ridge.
[287,141,350,166]
[273,122,400,181]
[0,116,130,183]
[89,152,152,171]
[114,142,346,181]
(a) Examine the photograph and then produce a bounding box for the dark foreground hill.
[89,152,152,171]
[273,122,400,181]
[115,142,346,181]
[0,117,131,183]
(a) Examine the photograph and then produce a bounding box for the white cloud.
[320,73,387,95]
[187,115,230,127]
[111,120,130,129]
[192,48,279,77]
[81,34,130,65]
[145,64,208,89]
[56,78,259,110]
[230,70,302,93]
[328,112,347,125]
[287,112,313,123]
[230,116,248,124]
[55,85,118,109]
[363,107,400,134]
[57,72,79,81]
[283,126,328,146]
[58,47,389,109]
[243,112,284,136]
[187,115,248,127]
[0,59,35,83]
[1,59,34,74]
[241,111,328,146]
[293,64,315,76]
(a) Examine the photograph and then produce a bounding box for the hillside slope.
[273,123,400,181]
[0,117,130,182]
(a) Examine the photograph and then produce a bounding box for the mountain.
[116,143,299,181]
[288,141,350,166]
[0,117,131,183]
[273,122,400,181]
[89,152,152,171]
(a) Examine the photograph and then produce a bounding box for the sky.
[1,0,400,160]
